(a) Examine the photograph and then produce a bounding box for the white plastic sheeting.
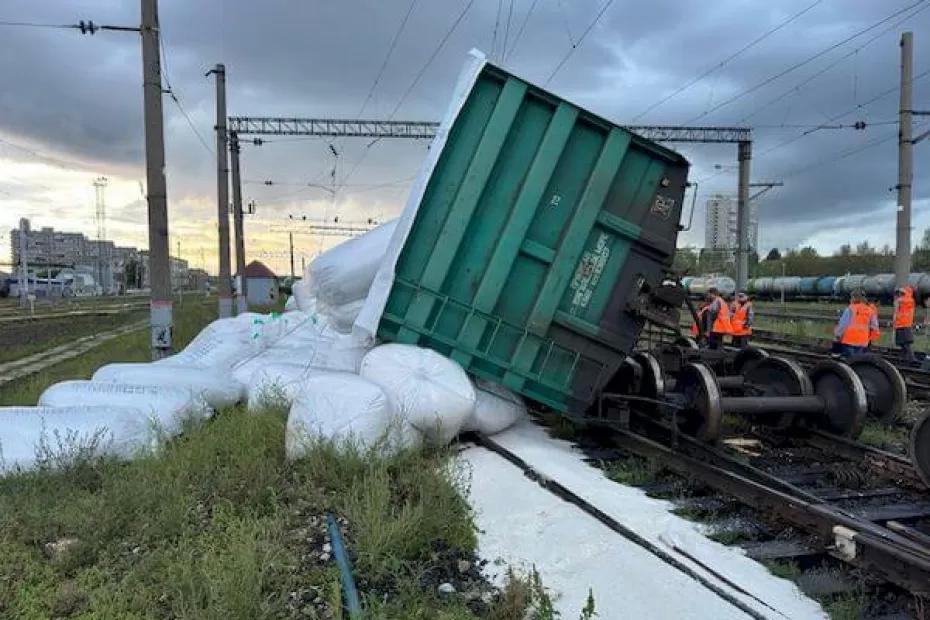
[360,344,475,444]
[93,363,245,410]
[246,363,312,412]
[462,379,526,435]
[0,405,158,473]
[354,50,487,346]
[285,373,420,458]
[38,380,211,435]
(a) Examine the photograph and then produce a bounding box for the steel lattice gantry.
[229,116,753,288]
[227,116,751,144]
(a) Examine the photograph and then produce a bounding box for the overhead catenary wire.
[545,0,616,85]
[339,0,475,190]
[631,0,824,122]
[737,0,930,124]
[504,0,540,61]
[354,0,418,120]
[685,0,929,124]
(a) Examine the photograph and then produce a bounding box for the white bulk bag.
[38,380,211,435]
[285,373,420,459]
[359,344,475,444]
[292,278,315,313]
[247,363,312,412]
[462,379,526,435]
[158,319,259,369]
[0,405,155,473]
[319,298,366,334]
[93,363,245,410]
[306,220,397,307]
[319,333,370,373]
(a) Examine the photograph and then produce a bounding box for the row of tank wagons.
[682,273,930,301]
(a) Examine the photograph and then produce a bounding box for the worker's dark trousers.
[731,336,750,348]
[707,333,723,349]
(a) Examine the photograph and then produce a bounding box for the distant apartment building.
[9,218,189,295]
[703,194,759,253]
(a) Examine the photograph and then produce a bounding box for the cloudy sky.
[1,0,928,275]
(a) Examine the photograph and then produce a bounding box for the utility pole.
[209,64,233,318]
[18,218,29,308]
[895,31,914,288]
[229,131,248,313]
[736,140,752,289]
[289,232,295,278]
[141,0,173,358]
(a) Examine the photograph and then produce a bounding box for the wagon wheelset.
[846,354,907,425]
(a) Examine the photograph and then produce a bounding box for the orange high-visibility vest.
[690,306,708,337]
[840,302,873,346]
[868,303,880,343]
[731,301,752,337]
[894,287,916,329]
[711,296,732,335]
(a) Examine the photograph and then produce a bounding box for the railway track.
[0,320,148,389]
[567,407,930,611]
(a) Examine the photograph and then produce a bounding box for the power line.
[158,31,214,156]
[685,0,928,124]
[389,0,475,120]
[545,0,616,85]
[355,0,418,120]
[340,0,475,189]
[504,0,540,61]
[738,0,930,124]
[0,19,76,29]
[631,0,824,122]
[502,0,515,61]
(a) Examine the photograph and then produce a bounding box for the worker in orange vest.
[894,286,916,360]
[730,292,754,348]
[867,301,881,347]
[704,287,732,350]
[835,289,878,357]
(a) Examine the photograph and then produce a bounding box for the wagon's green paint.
[379,63,689,412]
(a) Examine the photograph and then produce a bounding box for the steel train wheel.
[807,360,868,438]
[674,336,700,350]
[611,356,644,396]
[731,346,770,375]
[742,356,812,429]
[632,352,665,413]
[909,411,930,487]
[846,354,907,425]
[673,363,723,442]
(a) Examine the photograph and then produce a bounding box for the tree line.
[674,229,930,278]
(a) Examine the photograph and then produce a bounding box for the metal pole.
[289,232,295,278]
[895,31,914,288]
[211,63,233,318]
[736,140,752,291]
[141,0,173,358]
[18,219,29,308]
[229,131,248,314]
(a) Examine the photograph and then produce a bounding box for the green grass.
[762,559,802,581]
[0,405,555,619]
[822,592,867,620]
[858,421,908,453]
[603,455,660,486]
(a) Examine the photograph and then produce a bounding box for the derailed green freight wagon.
[364,53,689,413]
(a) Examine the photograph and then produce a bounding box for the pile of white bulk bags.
[38,380,211,436]
[462,379,527,435]
[93,364,245,410]
[246,363,313,412]
[0,405,159,473]
[285,373,420,459]
[359,344,476,444]
[303,220,397,332]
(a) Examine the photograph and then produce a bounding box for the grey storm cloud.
[1,0,928,253]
